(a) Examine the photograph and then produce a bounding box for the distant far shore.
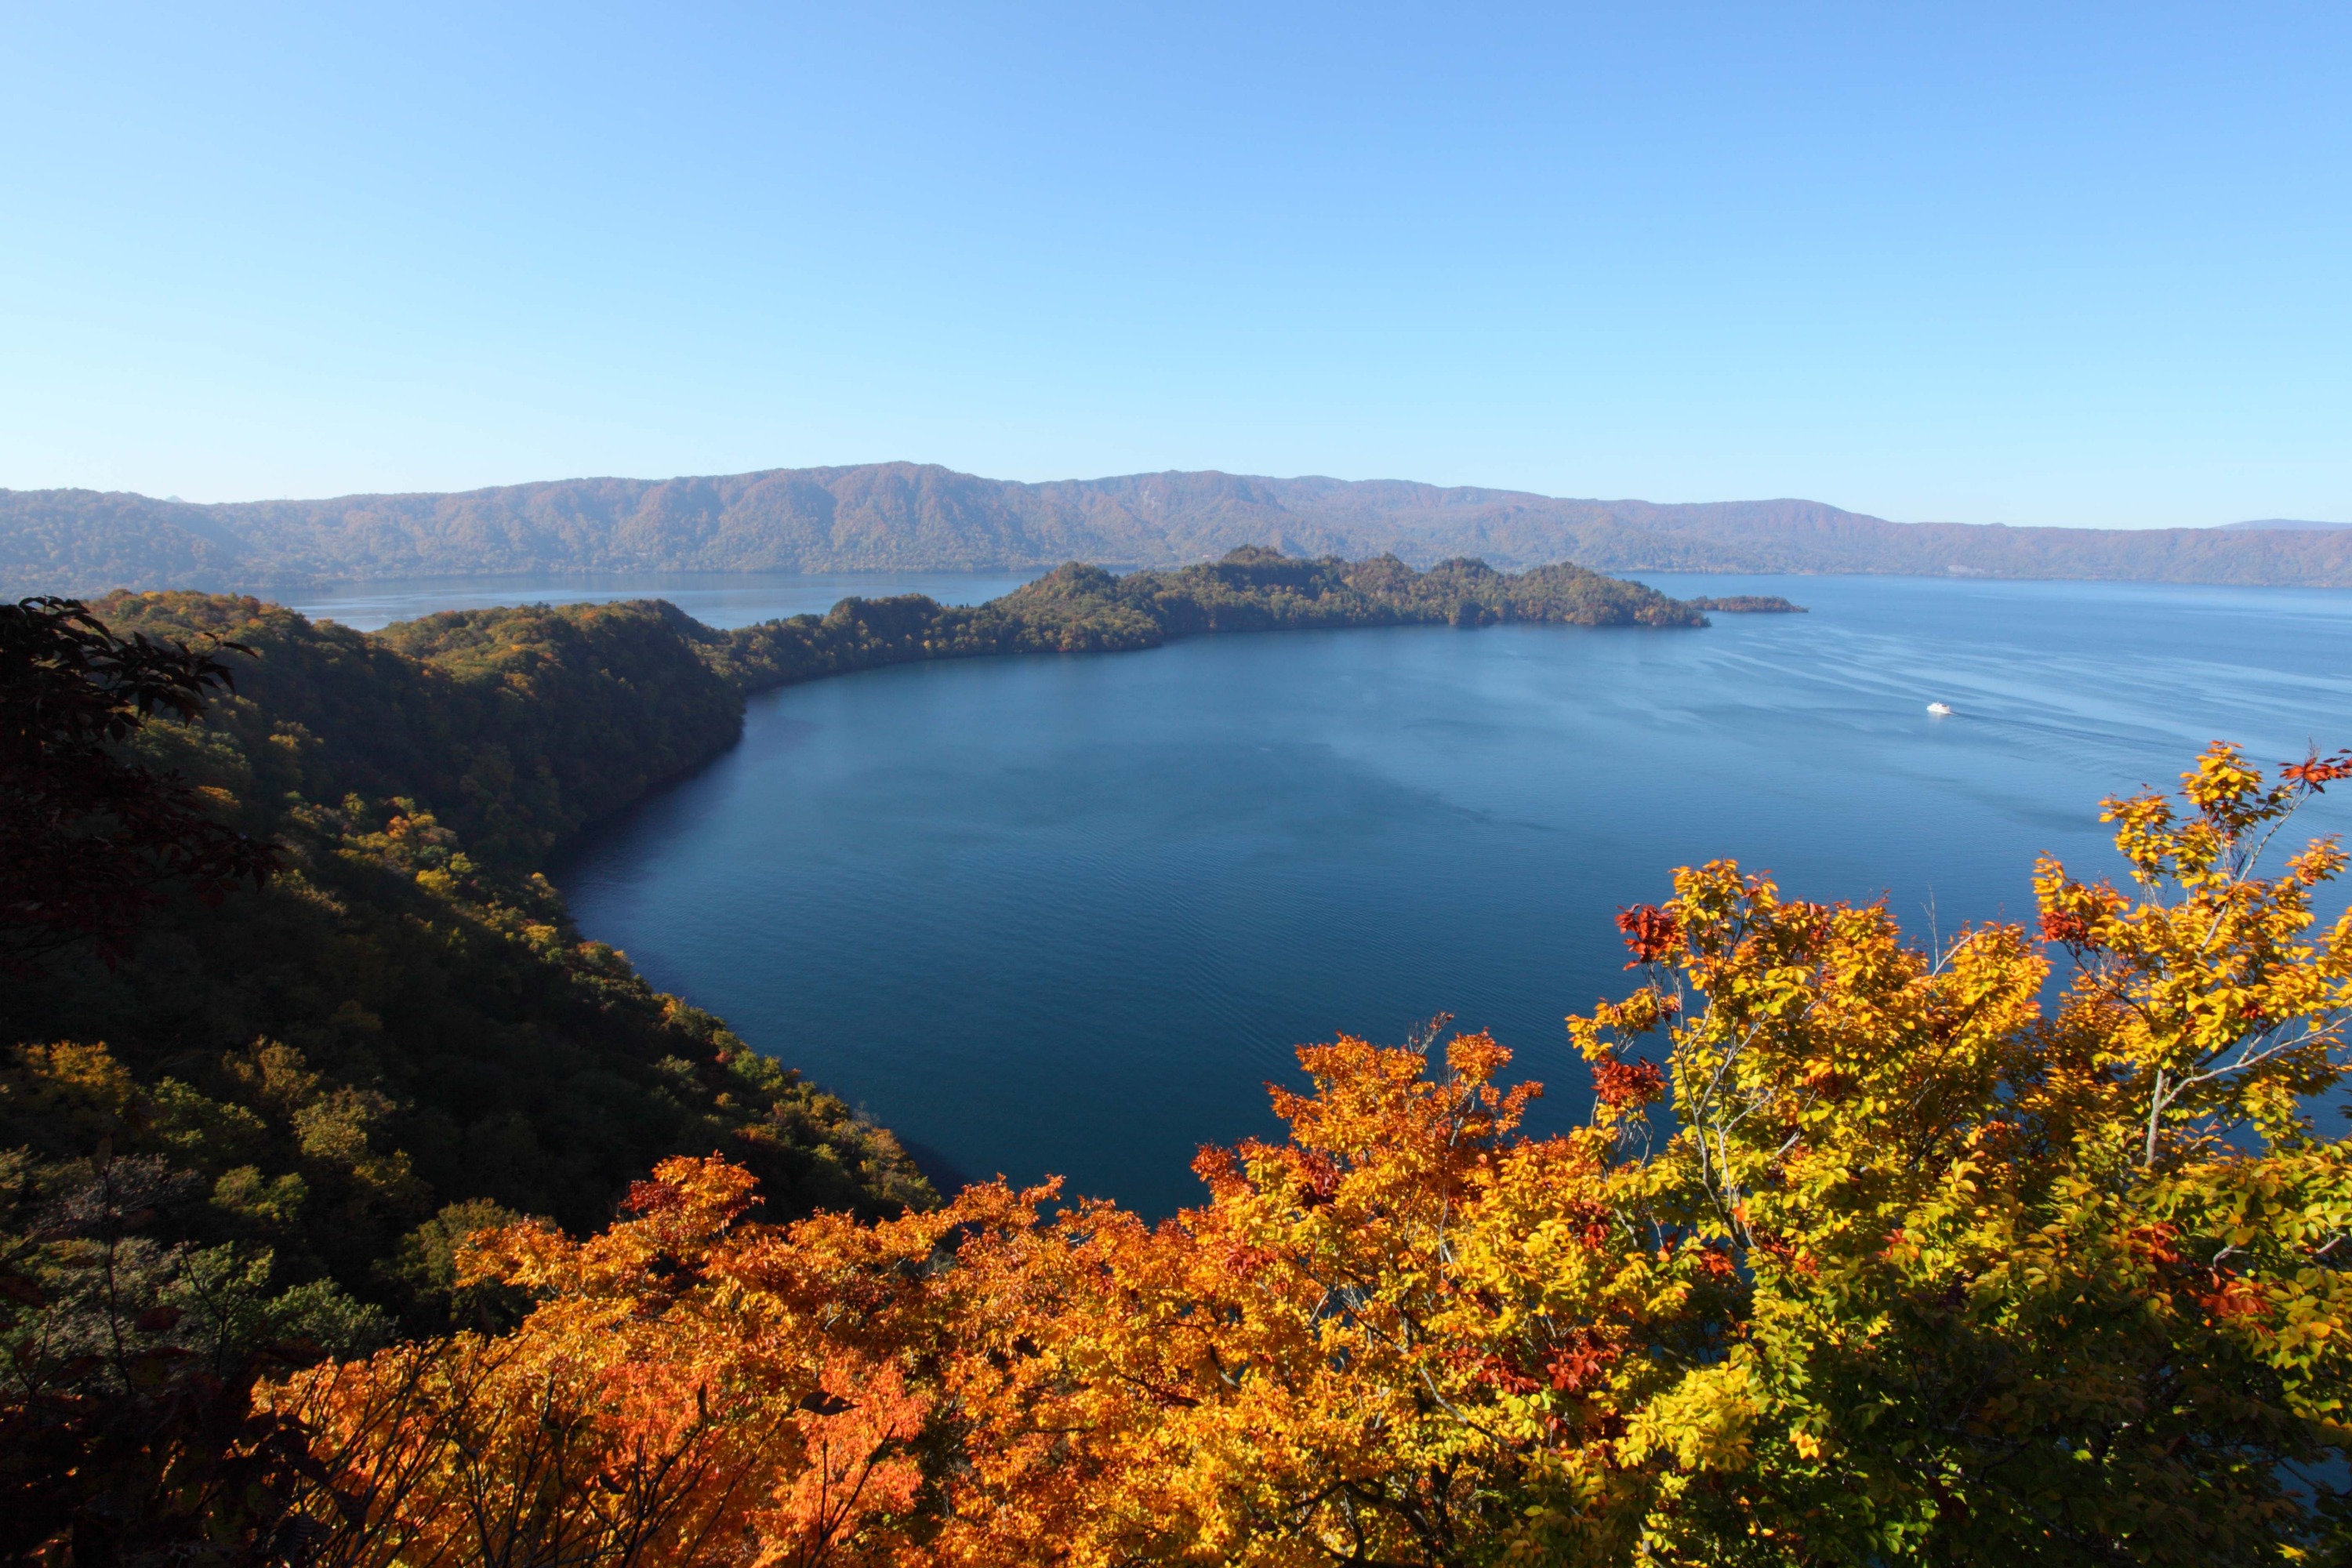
[9,462,2352,594]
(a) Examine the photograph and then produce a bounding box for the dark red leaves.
[2038,909,2099,949]
[1293,1152,1339,1203]
[1592,1056,1664,1110]
[2197,1274,2267,1321]
[1614,905,1682,967]
[622,1178,686,1216]
[1544,1334,1614,1393]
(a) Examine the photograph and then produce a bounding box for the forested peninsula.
[706,546,1714,688]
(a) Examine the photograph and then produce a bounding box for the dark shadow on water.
[895,1138,975,1197]
[545,716,821,884]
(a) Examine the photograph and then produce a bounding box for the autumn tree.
[1552,742,2352,1563]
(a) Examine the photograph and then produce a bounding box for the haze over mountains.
[6,463,2352,593]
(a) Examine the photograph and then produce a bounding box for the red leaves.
[764,1359,931,1563]
[1544,1334,1615,1394]
[622,1178,686,1216]
[2128,1224,2273,1324]
[1556,1197,1614,1250]
[1218,1237,1277,1279]
[2196,1274,2269,1323]
[2038,909,2098,949]
[1447,1345,1537,1398]
[1750,1230,1820,1279]
[1451,1334,1619,1398]
[1592,1055,1664,1111]
[2125,1222,2182,1269]
[2280,748,2352,793]
[1292,1151,1340,1204]
[1615,905,1682,967]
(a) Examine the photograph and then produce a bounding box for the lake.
[287,569,1044,630]
[524,572,2352,1214]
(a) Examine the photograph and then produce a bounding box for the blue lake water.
[287,570,1043,631]
[529,573,2352,1214]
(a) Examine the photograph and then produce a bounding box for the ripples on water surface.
[534,573,2352,1214]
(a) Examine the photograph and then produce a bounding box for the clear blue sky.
[2,2,2345,526]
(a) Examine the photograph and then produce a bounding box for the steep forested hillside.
[9,462,2349,591]
[2,593,929,1350]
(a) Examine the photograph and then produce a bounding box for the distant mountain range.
[6,464,2352,593]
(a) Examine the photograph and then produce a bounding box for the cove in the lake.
[546,573,2352,1215]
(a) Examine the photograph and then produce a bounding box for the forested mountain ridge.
[0,466,1805,587]
[11,461,2352,590]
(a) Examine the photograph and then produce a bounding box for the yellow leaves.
[455,1214,575,1294]
[2104,787,2190,884]
[2288,837,2349,889]
[1446,1029,1511,1086]
[891,1033,1691,1563]
[1,1040,142,1143]
[2038,746,2352,1163]
[2183,740,2281,838]
[1617,1360,1759,1474]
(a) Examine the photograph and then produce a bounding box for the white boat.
[1926,702,1953,716]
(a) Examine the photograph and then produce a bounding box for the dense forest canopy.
[7,463,2350,592]
[2,588,931,1315]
